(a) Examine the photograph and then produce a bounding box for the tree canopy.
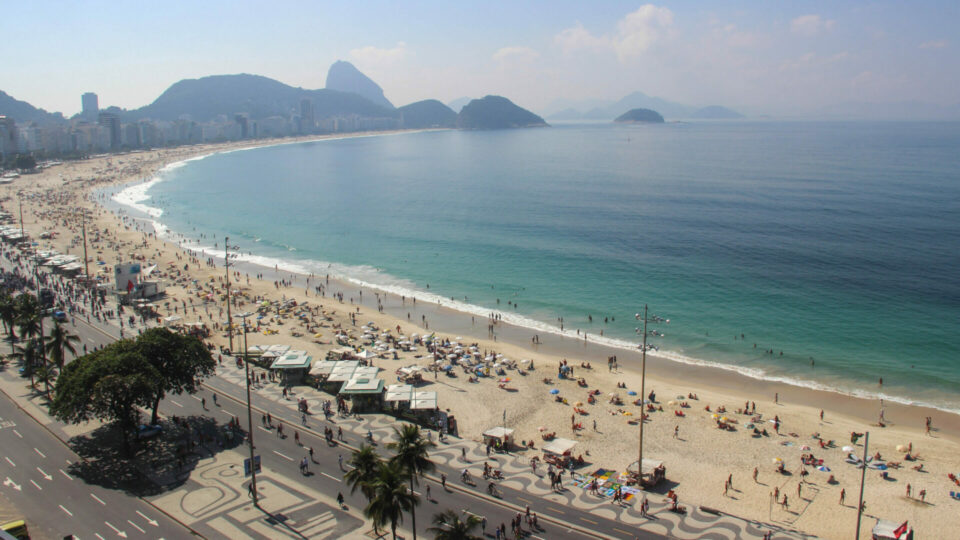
[51,328,215,454]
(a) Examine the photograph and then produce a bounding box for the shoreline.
[111,136,960,424]
[7,133,958,539]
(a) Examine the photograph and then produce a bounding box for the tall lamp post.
[224,237,237,352]
[234,311,258,504]
[635,304,664,485]
[855,431,870,540]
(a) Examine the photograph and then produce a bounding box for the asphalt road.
[0,389,194,539]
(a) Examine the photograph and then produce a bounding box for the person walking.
[295,431,300,446]
[212,393,218,406]
[336,492,344,508]
[839,488,846,505]
[338,454,344,471]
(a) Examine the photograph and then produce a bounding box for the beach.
[4,133,958,539]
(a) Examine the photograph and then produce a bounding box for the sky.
[1,1,957,117]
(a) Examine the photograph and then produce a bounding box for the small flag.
[894,521,909,539]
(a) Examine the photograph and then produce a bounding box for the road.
[0,389,193,539]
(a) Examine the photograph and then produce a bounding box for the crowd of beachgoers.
[1,137,956,539]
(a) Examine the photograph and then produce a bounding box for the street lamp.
[223,238,241,352]
[634,304,665,486]
[855,432,870,540]
[234,311,258,505]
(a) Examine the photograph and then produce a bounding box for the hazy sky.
[2,1,956,116]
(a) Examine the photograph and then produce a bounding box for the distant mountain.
[446,97,473,113]
[456,96,548,129]
[615,108,664,123]
[125,74,396,123]
[549,108,586,121]
[325,60,394,110]
[398,99,457,128]
[548,91,746,120]
[0,90,65,125]
[690,105,744,119]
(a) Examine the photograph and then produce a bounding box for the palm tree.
[427,510,483,540]
[388,424,435,540]
[45,321,80,371]
[365,460,417,540]
[33,361,58,400]
[15,295,42,343]
[345,444,383,502]
[0,293,17,350]
[12,338,42,390]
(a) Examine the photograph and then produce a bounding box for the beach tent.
[270,350,312,385]
[483,427,514,446]
[542,438,577,456]
[410,391,438,410]
[872,519,913,540]
[384,384,414,403]
[357,350,378,360]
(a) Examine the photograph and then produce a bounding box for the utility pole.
[80,210,91,314]
[236,312,258,505]
[18,193,24,237]
[855,431,870,540]
[224,237,233,352]
[638,304,648,481]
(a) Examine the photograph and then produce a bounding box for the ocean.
[113,121,960,413]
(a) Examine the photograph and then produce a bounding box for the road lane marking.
[104,521,126,537]
[30,479,41,490]
[321,472,341,482]
[3,478,21,491]
[36,467,52,480]
[579,517,598,525]
[517,496,532,503]
[59,504,73,516]
[258,426,271,433]
[614,528,631,536]
[191,395,202,401]
[12,429,22,438]
[548,506,565,514]
[4,457,15,467]
[127,520,145,534]
[273,450,294,461]
[34,448,46,458]
[91,493,106,505]
[60,469,73,480]
[95,534,105,540]
[136,510,159,526]
[170,400,184,408]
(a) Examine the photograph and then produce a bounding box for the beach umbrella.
[442,365,453,371]
[711,414,720,419]
[896,444,908,452]
[574,401,584,406]
[667,400,676,406]
[818,466,831,472]
[499,377,510,383]
[801,445,811,451]
[538,426,546,431]
[721,417,729,422]
[550,389,560,395]
[842,446,855,453]
[773,457,783,464]
[627,391,637,396]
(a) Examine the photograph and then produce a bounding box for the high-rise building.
[81,92,99,119]
[97,112,121,149]
[300,98,315,134]
[0,116,18,160]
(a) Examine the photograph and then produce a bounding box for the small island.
[457,95,548,129]
[614,108,665,124]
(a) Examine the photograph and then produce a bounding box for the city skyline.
[1,1,957,118]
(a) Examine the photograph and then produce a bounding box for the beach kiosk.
[269,350,312,385]
[542,438,577,467]
[872,519,913,540]
[339,375,385,413]
[482,427,514,451]
[628,459,667,488]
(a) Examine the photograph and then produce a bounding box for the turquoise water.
[120,122,960,412]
